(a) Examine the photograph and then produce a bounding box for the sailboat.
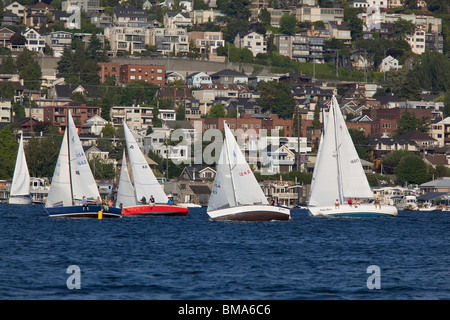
[118,121,188,216]
[9,133,31,205]
[207,121,290,221]
[307,96,397,217]
[45,110,121,218]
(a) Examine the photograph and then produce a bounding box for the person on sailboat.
[108,198,114,208]
[335,199,340,209]
[270,198,275,206]
[149,195,155,208]
[374,196,381,209]
[102,197,109,212]
[167,195,173,205]
[347,198,353,206]
[141,196,147,204]
[82,196,88,211]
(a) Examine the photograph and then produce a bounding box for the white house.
[5,1,25,19]
[163,12,192,29]
[83,115,108,135]
[23,28,45,53]
[379,55,402,72]
[234,31,267,56]
[186,72,212,88]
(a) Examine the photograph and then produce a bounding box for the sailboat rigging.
[307,96,397,217]
[207,121,290,221]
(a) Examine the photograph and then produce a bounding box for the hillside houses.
[0,0,448,193]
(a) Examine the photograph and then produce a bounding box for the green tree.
[344,7,364,40]
[0,55,16,73]
[223,19,249,43]
[0,82,15,99]
[176,104,185,120]
[15,47,33,72]
[394,153,430,185]
[0,125,18,179]
[207,103,226,118]
[257,81,295,118]
[240,47,254,63]
[89,156,116,180]
[86,32,109,62]
[57,46,73,79]
[19,59,42,90]
[24,134,63,177]
[121,81,159,106]
[394,110,429,137]
[384,68,421,101]
[312,104,321,129]
[279,14,297,35]
[444,91,450,118]
[348,129,371,161]
[393,19,415,40]
[100,123,116,137]
[258,8,271,26]
[413,51,450,93]
[217,0,250,20]
[382,150,411,174]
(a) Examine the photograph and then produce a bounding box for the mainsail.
[123,121,168,204]
[116,149,137,207]
[46,110,100,207]
[10,133,30,198]
[308,96,373,207]
[207,121,267,212]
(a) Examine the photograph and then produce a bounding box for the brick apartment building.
[98,62,165,86]
[43,104,100,133]
[362,108,433,137]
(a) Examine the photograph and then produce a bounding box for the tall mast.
[67,109,74,205]
[224,122,238,207]
[333,97,344,204]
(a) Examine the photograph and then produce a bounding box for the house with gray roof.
[210,69,248,85]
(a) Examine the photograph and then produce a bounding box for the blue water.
[0,204,449,300]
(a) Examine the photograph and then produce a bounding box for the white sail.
[10,133,30,197]
[207,135,237,212]
[46,110,100,208]
[308,100,340,207]
[309,96,373,208]
[123,121,168,204]
[46,129,72,207]
[116,149,137,207]
[333,96,373,200]
[207,122,267,212]
[67,110,100,202]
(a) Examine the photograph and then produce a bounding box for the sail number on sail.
[238,169,251,177]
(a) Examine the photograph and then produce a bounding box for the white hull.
[308,204,397,217]
[207,204,291,221]
[178,203,202,208]
[418,206,438,211]
[9,196,32,205]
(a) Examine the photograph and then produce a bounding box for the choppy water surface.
[0,205,448,299]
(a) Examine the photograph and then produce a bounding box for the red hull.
[121,204,188,216]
